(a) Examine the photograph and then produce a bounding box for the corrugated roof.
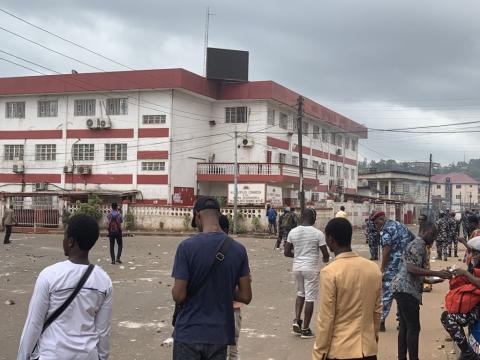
[431,172,480,184]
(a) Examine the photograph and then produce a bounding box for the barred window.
[141,161,165,171]
[279,113,288,129]
[38,100,58,117]
[352,139,357,151]
[74,99,96,116]
[73,144,95,161]
[4,145,24,160]
[142,114,166,124]
[106,98,128,115]
[278,153,287,164]
[302,121,309,136]
[313,125,320,140]
[6,102,25,118]
[105,143,127,161]
[267,108,276,126]
[225,107,247,123]
[302,158,308,167]
[292,156,299,166]
[345,137,350,149]
[35,144,56,161]
[322,128,328,142]
[330,164,335,177]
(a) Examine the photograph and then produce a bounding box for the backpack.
[281,212,296,230]
[445,268,480,314]
[108,213,122,235]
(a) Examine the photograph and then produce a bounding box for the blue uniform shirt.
[380,220,413,277]
[172,232,250,345]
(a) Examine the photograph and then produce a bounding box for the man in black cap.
[171,196,252,360]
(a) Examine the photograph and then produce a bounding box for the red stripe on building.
[344,158,357,166]
[137,151,169,159]
[67,129,134,139]
[65,174,133,184]
[312,149,329,159]
[134,199,169,205]
[0,130,62,139]
[315,185,329,192]
[0,173,61,183]
[293,144,311,155]
[329,154,343,163]
[345,188,357,194]
[266,136,289,150]
[137,175,168,184]
[138,128,169,138]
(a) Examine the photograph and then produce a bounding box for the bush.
[251,216,261,232]
[183,214,192,230]
[74,194,103,221]
[124,212,135,230]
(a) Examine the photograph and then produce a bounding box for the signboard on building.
[227,184,283,206]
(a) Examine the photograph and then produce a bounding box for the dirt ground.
[1,228,461,360]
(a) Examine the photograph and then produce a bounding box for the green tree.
[74,194,103,221]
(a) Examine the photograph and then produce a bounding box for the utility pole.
[233,130,239,234]
[297,96,305,215]
[426,153,432,220]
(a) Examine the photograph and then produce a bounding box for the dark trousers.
[173,341,227,360]
[395,292,420,360]
[109,233,123,261]
[3,225,12,244]
[327,357,377,360]
[268,221,277,234]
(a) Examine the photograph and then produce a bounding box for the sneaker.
[300,328,315,339]
[292,319,303,335]
[116,259,122,264]
[379,321,386,332]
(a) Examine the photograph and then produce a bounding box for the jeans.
[3,225,12,244]
[109,233,123,261]
[395,292,420,360]
[268,221,277,234]
[173,342,227,360]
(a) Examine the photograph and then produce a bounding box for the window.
[351,168,355,180]
[336,135,343,147]
[143,114,166,124]
[106,98,128,115]
[470,185,473,188]
[344,167,348,178]
[141,161,165,171]
[456,195,461,200]
[336,166,341,178]
[35,144,56,161]
[38,100,58,117]
[6,102,25,118]
[292,156,299,166]
[225,106,247,123]
[352,139,357,151]
[302,158,308,167]
[73,144,95,161]
[321,162,327,174]
[322,128,328,142]
[436,185,441,189]
[278,153,287,164]
[302,121,309,135]
[267,108,276,126]
[105,143,127,161]
[330,164,335,177]
[74,99,96,116]
[4,145,24,160]
[293,117,298,132]
[313,125,320,139]
[456,185,462,189]
[312,160,319,169]
[330,133,336,145]
[279,112,288,129]
[345,137,350,149]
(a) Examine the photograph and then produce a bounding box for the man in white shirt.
[17,214,113,360]
[335,205,348,219]
[284,208,329,339]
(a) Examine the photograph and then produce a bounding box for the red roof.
[431,172,480,184]
[0,68,367,137]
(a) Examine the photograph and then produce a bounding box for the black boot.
[455,250,458,257]
[448,249,452,257]
[379,320,386,332]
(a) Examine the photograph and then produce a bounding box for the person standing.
[447,211,459,257]
[171,196,252,360]
[107,203,123,265]
[2,204,17,244]
[312,217,382,360]
[276,207,298,249]
[372,211,414,331]
[335,205,348,219]
[284,209,329,339]
[462,210,474,240]
[17,214,113,360]
[392,222,451,360]
[436,212,449,261]
[366,215,379,260]
[266,204,278,235]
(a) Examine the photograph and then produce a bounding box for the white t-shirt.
[335,210,348,219]
[17,260,113,360]
[287,225,326,272]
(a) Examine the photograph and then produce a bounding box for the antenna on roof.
[203,6,215,76]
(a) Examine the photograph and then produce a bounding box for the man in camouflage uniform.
[447,211,459,257]
[462,209,474,239]
[365,217,379,260]
[372,211,414,332]
[436,212,449,261]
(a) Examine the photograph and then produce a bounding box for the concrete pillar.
[388,180,392,199]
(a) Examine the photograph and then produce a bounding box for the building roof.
[431,172,480,185]
[358,170,429,181]
[0,68,367,137]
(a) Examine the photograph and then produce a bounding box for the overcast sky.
[1,0,480,165]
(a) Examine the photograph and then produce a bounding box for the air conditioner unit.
[86,118,95,129]
[336,149,343,156]
[34,182,48,191]
[99,119,112,129]
[63,165,74,173]
[242,137,254,148]
[13,164,24,173]
[77,165,92,175]
[336,179,345,187]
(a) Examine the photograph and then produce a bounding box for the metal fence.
[11,196,60,228]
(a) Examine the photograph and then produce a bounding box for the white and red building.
[0,68,366,207]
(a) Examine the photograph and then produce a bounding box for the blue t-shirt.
[171,232,250,345]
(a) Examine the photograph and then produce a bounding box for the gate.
[11,196,60,228]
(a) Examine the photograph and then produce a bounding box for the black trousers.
[395,292,420,360]
[109,233,123,261]
[3,225,12,244]
[327,357,377,360]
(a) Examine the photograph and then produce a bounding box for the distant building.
[358,170,430,204]
[431,172,480,209]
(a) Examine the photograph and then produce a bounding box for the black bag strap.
[186,236,233,301]
[42,263,95,332]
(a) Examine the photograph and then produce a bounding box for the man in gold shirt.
[313,218,382,360]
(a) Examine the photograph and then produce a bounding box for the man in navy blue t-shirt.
[171,196,252,360]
